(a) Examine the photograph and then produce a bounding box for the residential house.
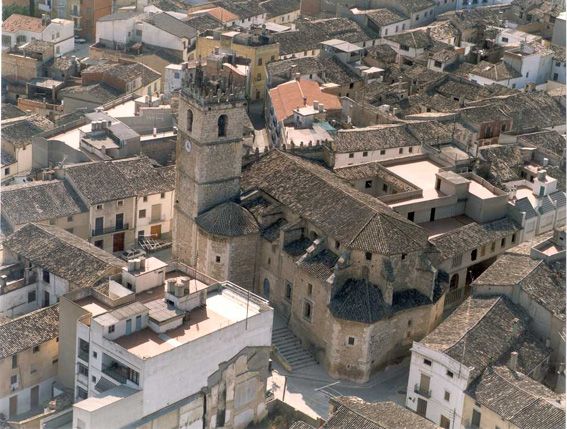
[348,8,411,37]
[62,0,112,41]
[1,115,54,183]
[550,44,566,84]
[405,295,551,429]
[1,14,74,56]
[0,306,60,420]
[57,84,123,115]
[501,41,554,89]
[469,60,524,88]
[1,223,124,317]
[261,0,301,24]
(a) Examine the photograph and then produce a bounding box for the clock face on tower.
[184,139,192,153]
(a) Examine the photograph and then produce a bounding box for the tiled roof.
[332,125,419,153]
[513,197,538,220]
[1,115,54,148]
[64,157,174,204]
[327,397,439,429]
[470,61,522,81]
[335,162,417,193]
[196,202,259,237]
[2,13,44,33]
[298,249,339,281]
[213,0,265,19]
[59,83,122,103]
[517,130,566,159]
[421,296,545,380]
[330,279,390,323]
[185,14,222,31]
[3,223,125,288]
[98,10,141,22]
[430,218,519,260]
[467,366,565,429]
[273,18,373,56]
[269,79,341,122]
[242,150,429,255]
[290,423,315,429]
[200,7,239,23]
[0,305,59,359]
[1,180,88,226]
[550,43,566,62]
[385,29,434,49]
[259,0,300,18]
[366,8,408,26]
[1,103,27,120]
[145,12,197,39]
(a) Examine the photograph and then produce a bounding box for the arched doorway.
[263,278,270,299]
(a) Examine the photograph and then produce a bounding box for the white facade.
[551,58,566,84]
[406,342,471,429]
[95,15,140,46]
[134,190,174,241]
[333,145,422,169]
[1,142,33,184]
[3,18,74,56]
[495,28,541,47]
[468,71,524,89]
[164,63,184,96]
[503,46,554,88]
[552,12,566,47]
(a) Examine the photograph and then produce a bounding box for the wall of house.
[95,17,137,46]
[141,23,187,61]
[468,73,524,89]
[267,10,301,24]
[134,191,174,240]
[0,338,59,418]
[333,145,422,168]
[405,342,470,429]
[551,60,566,84]
[84,197,136,253]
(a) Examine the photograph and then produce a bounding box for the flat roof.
[387,159,444,205]
[516,186,537,206]
[418,215,474,239]
[76,296,112,317]
[469,179,497,199]
[113,290,260,359]
[105,100,137,118]
[321,39,362,53]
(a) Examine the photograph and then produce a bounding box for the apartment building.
[55,261,273,429]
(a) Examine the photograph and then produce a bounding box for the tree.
[2,4,31,20]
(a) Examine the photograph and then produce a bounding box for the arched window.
[450,274,459,290]
[218,114,227,137]
[186,109,193,132]
[471,249,478,261]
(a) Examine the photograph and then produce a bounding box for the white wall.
[141,22,188,58]
[96,17,138,45]
[134,191,174,239]
[333,145,422,168]
[406,342,470,429]
[43,19,75,56]
[550,60,566,84]
[0,377,55,417]
[468,73,524,89]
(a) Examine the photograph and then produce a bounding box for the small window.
[408,212,415,221]
[447,370,454,378]
[92,376,96,382]
[12,355,17,369]
[33,345,40,353]
[94,240,103,249]
[108,325,115,333]
[96,204,103,210]
[215,255,221,263]
[491,242,496,252]
[349,153,354,158]
[380,149,386,155]
[362,151,368,157]
[28,290,36,303]
[399,148,404,154]
[382,183,388,192]
[434,60,442,68]
[93,351,97,359]
[78,363,88,376]
[67,216,73,222]
[409,147,413,153]
[423,359,432,366]
[117,200,123,207]
[365,252,372,261]
[10,375,17,384]
[501,237,506,247]
[347,336,355,345]
[43,270,50,283]
[139,209,146,218]
[4,168,9,176]
[285,282,292,301]
[303,300,312,321]
[525,71,529,78]
[307,283,313,296]
[470,249,478,261]
[401,253,406,260]
[161,192,165,199]
[501,124,507,132]
[512,233,516,243]
[257,57,262,66]
[365,180,373,188]
[349,82,354,89]
[143,196,148,202]
[501,37,509,42]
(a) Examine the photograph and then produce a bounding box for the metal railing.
[414,384,431,398]
[102,365,127,384]
[92,223,129,236]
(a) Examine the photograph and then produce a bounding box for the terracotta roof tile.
[2,14,44,33]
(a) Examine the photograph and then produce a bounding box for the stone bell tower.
[173,66,247,266]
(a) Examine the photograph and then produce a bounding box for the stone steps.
[272,325,317,372]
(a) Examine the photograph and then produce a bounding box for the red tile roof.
[2,14,44,33]
[269,79,341,122]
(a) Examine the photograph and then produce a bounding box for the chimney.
[318,103,324,112]
[537,169,547,181]
[139,256,146,271]
[303,96,307,106]
[42,14,50,27]
[542,158,549,167]
[127,260,136,272]
[508,351,518,371]
[133,258,141,271]
[295,72,301,81]
[166,278,176,294]
[313,100,319,110]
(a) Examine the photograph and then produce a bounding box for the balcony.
[78,348,89,362]
[102,364,127,384]
[414,384,431,398]
[92,223,129,237]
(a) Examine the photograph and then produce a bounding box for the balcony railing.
[92,223,129,236]
[414,384,431,398]
[78,349,89,362]
[102,364,127,384]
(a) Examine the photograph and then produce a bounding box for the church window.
[187,109,193,132]
[218,115,227,137]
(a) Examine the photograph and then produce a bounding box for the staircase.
[272,326,317,372]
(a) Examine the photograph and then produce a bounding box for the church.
[173,67,445,382]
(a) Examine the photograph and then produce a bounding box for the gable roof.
[0,305,59,359]
[470,61,522,81]
[3,223,125,289]
[1,180,88,226]
[268,79,341,122]
[242,150,429,255]
[1,115,54,148]
[145,13,197,39]
[2,14,44,33]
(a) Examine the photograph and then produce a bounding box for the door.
[150,204,161,222]
[95,217,104,234]
[9,395,17,418]
[115,213,124,230]
[125,319,132,335]
[150,224,161,239]
[471,409,481,428]
[263,278,270,299]
[430,207,436,222]
[30,385,39,409]
[113,232,125,252]
[420,373,431,394]
[135,315,142,331]
[43,291,50,308]
[416,398,427,417]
